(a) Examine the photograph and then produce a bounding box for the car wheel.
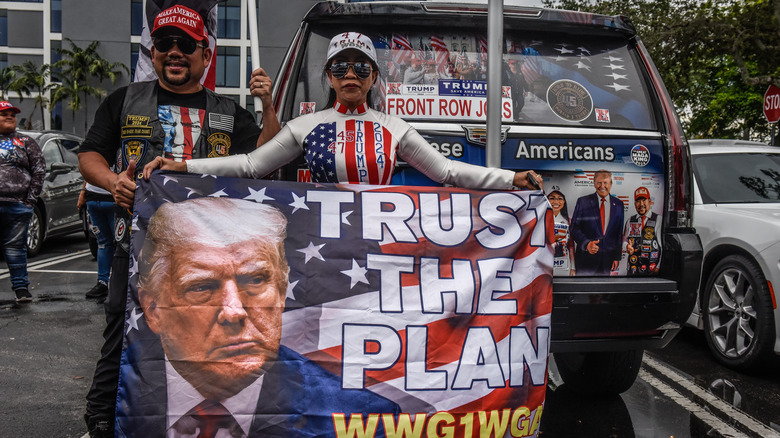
[27,205,44,257]
[702,254,775,371]
[554,350,643,397]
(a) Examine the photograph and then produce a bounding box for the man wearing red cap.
[77,5,280,437]
[0,101,44,304]
[623,186,661,275]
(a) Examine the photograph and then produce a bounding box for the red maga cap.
[634,186,650,200]
[151,5,208,44]
[0,101,21,113]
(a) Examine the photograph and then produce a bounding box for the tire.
[702,254,775,371]
[554,350,644,397]
[26,205,44,257]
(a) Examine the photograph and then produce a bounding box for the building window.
[217,0,241,39]
[0,11,7,46]
[131,0,144,36]
[51,0,62,32]
[0,53,7,70]
[51,101,62,130]
[216,46,240,87]
[131,43,140,81]
[50,40,62,77]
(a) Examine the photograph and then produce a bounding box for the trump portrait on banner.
[116,197,399,438]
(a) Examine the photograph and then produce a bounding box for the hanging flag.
[134,0,220,90]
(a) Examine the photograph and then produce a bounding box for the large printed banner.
[116,173,553,438]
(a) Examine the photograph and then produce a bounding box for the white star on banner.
[162,175,179,186]
[297,241,325,263]
[341,259,369,288]
[607,63,625,70]
[286,279,299,301]
[289,193,310,214]
[555,46,574,54]
[209,189,229,198]
[126,307,143,334]
[184,187,201,198]
[245,187,274,203]
[342,210,353,226]
[604,56,623,62]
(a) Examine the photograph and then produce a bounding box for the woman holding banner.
[143,32,543,191]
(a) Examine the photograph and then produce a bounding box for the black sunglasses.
[152,36,206,55]
[329,61,373,79]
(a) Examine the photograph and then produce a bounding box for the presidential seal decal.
[207,132,231,157]
[546,79,593,122]
[122,139,147,165]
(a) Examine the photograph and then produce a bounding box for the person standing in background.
[77,181,115,303]
[0,101,44,304]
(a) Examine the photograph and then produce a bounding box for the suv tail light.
[636,40,693,229]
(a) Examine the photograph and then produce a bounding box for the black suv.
[270,1,702,395]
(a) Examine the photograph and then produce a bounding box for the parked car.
[271,1,702,395]
[17,130,86,256]
[687,139,780,371]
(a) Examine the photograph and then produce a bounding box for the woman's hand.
[142,156,187,180]
[513,170,543,190]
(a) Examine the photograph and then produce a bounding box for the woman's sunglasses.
[329,61,373,79]
[152,36,206,55]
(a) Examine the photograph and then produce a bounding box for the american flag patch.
[208,113,234,133]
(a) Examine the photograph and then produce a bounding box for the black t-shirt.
[79,82,261,166]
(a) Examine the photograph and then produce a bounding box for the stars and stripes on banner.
[390,34,413,78]
[122,173,554,437]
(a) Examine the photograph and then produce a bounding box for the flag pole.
[246,0,263,123]
[485,0,503,169]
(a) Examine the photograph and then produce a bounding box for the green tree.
[544,0,779,141]
[0,67,17,101]
[54,38,128,133]
[9,60,57,130]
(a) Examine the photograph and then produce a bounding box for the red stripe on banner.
[309,274,553,385]
[345,119,359,183]
[181,108,194,160]
[365,121,379,184]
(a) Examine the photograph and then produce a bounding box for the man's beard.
[162,65,191,87]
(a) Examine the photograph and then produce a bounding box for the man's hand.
[586,240,600,254]
[611,260,620,272]
[112,159,136,209]
[142,156,187,180]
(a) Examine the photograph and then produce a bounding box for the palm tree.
[54,38,128,133]
[0,67,17,100]
[9,61,57,129]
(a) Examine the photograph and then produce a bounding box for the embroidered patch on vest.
[122,139,147,165]
[207,132,231,157]
[114,217,127,242]
[121,115,153,138]
[208,113,234,133]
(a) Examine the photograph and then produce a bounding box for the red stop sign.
[764,85,780,123]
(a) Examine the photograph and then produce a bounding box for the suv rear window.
[289,27,656,130]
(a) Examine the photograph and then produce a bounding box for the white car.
[688,139,780,371]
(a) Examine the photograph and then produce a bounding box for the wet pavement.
[0,234,778,437]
